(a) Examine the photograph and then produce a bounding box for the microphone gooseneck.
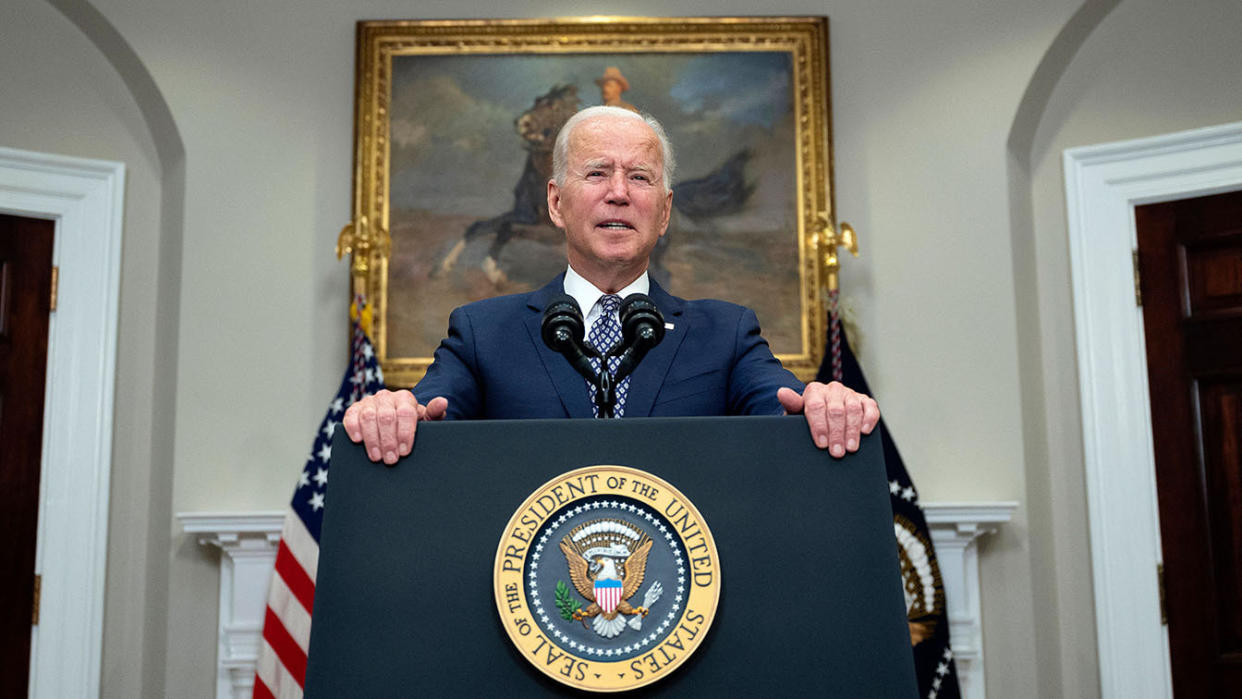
[610,293,666,382]
[541,294,614,416]
[541,293,599,374]
[541,292,666,418]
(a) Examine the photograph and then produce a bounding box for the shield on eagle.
[595,578,623,613]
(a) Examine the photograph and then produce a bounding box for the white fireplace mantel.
[923,502,1018,698]
[180,512,286,699]
[179,501,1014,699]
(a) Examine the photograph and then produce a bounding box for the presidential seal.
[493,465,720,692]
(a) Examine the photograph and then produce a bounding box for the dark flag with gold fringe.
[817,303,961,699]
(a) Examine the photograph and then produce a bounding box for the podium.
[305,416,917,696]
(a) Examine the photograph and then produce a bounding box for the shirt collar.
[563,265,649,317]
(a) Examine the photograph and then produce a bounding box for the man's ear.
[658,189,673,237]
[547,179,565,228]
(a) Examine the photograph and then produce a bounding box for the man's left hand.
[777,382,880,458]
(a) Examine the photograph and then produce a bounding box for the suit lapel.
[523,274,596,418]
[621,279,686,417]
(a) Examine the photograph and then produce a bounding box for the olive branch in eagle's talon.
[555,580,582,622]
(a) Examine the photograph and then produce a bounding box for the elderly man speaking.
[344,106,878,463]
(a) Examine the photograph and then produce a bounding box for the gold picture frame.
[346,16,837,387]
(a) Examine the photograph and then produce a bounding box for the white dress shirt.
[562,265,649,342]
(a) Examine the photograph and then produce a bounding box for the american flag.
[254,305,385,698]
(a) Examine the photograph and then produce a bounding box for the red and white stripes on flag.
[595,579,623,614]
[254,310,384,698]
[254,515,317,698]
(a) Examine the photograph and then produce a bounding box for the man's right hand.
[342,389,448,464]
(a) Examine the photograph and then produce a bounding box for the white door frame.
[0,146,124,698]
[1063,121,1242,698]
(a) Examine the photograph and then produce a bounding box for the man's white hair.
[551,106,676,192]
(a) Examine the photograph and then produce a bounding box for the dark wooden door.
[1137,189,1242,697]
[0,213,54,697]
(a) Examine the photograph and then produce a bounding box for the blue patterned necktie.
[586,294,629,418]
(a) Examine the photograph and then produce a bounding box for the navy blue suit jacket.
[412,274,803,419]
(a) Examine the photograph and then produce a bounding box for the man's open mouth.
[597,221,633,230]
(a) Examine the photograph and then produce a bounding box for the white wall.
[3,0,1240,696]
[1021,0,1242,695]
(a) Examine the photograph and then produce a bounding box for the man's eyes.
[582,170,654,182]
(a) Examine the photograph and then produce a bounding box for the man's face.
[600,79,623,103]
[547,115,673,290]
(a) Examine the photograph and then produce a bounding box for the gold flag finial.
[337,215,391,291]
[810,211,860,290]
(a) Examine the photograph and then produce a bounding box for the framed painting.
[348,16,836,386]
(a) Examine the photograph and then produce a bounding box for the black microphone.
[609,293,666,382]
[541,293,599,365]
[541,294,614,415]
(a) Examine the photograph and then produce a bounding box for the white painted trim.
[1063,121,1242,699]
[924,501,1017,699]
[0,146,125,698]
[923,502,1018,532]
[181,513,289,539]
[180,512,286,699]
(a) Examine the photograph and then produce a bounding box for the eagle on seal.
[559,519,655,638]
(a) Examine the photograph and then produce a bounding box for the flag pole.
[336,215,390,339]
[815,214,858,382]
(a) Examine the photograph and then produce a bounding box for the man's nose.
[604,172,630,205]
